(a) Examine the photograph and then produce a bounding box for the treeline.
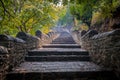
[0,0,120,35]
[56,0,120,32]
[70,0,120,32]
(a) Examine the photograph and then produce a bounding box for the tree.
[69,0,99,26]
[0,0,65,35]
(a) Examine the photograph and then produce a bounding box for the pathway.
[6,31,117,80]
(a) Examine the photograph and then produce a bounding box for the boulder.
[82,30,98,38]
[35,30,42,38]
[81,30,87,36]
[0,34,15,41]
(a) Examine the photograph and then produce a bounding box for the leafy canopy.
[0,0,66,35]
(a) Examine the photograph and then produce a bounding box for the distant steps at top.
[42,44,81,48]
[51,32,76,44]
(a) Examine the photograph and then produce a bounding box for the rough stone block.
[35,30,42,38]
[82,30,98,39]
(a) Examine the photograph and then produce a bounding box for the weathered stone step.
[6,62,117,80]
[28,48,89,56]
[52,37,75,42]
[42,44,81,48]
[52,41,76,44]
[25,55,90,62]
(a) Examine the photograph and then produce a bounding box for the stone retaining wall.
[0,46,8,80]
[35,30,59,44]
[0,35,26,80]
[0,31,58,80]
[16,32,41,50]
[72,29,120,78]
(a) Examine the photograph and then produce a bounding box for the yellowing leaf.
[80,23,89,31]
[40,26,50,34]
[23,4,35,9]
[28,18,34,23]
[91,12,103,26]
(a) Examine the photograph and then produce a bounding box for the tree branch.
[0,0,14,17]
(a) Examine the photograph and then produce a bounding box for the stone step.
[28,48,89,56]
[52,41,76,44]
[42,44,81,48]
[25,55,90,62]
[6,62,117,80]
[52,38,75,42]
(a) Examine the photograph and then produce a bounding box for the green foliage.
[0,0,65,36]
[69,0,96,26]
[1,0,120,35]
[96,0,120,18]
[91,12,104,26]
[91,0,120,27]
[68,0,120,30]
[72,19,89,31]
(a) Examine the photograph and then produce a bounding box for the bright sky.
[57,0,62,6]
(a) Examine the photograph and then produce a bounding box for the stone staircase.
[6,32,117,80]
